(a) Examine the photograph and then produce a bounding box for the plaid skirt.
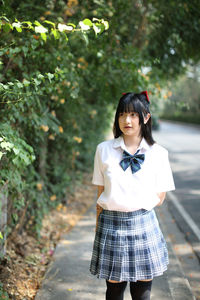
[90,208,169,282]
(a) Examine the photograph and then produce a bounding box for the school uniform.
[90,136,175,282]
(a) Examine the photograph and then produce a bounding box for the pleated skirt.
[90,208,169,282]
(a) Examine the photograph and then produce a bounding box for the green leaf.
[3,22,12,33]
[44,20,55,28]
[82,32,89,46]
[16,81,23,88]
[33,78,41,86]
[0,232,3,239]
[13,147,20,155]
[34,20,42,26]
[41,33,47,41]
[67,23,76,28]
[16,27,22,33]
[51,29,60,39]
[83,19,93,27]
[0,151,4,159]
[22,21,32,25]
[46,73,54,82]
[21,21,33,29]
[12,156,19,165]
[93,23,104,35]
[23,79,30,86]
[1,16,10,22]
[1,141,14,151]
[12,22,22,31]
[101,20,109,30]
[37,74,45,80]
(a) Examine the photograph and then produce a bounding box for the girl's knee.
[138,279,152,282]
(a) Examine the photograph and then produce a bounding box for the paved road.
[153,121,200,298]
[153,121,200,244]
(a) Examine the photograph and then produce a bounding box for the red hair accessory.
[122,92,127,95]
[140,91,150,102]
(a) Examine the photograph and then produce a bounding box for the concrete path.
[35,201,195,300]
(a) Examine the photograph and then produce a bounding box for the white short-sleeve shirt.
[92,136,175,211]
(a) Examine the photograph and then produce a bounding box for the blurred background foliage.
[0,0,200,241]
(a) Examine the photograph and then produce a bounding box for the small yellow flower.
[40,125,49,132]
[56,203,63,211]
[50,195,57,201]
[77,57,88,69]
[51,95,59,101]
[37,183,43,191]
[90,110,97,118]
[49,134,55,140]
[77,57,85,63]
[65,9,73,16]
[51,110,56,117]
[155,83,161,91]
[44,11,51,15]
[60,99,65,104]
[72,121,78,129]
[40,16,45,21]
[163,94,168,99]
[73,136,82,143]
[168,91,172,97]
[59,126,64,133]
[63,206,67,213]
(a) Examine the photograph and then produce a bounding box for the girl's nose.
[125,115,131,122]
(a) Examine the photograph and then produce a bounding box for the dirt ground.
[0,174,96,300]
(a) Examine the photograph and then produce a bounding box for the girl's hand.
[96,204,103,231]
[156,192,166,206]
[96,186,104,231]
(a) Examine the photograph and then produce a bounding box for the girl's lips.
[124,126,132,128]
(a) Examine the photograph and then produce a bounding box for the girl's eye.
[131,112,137,117]
[119,113,124,117]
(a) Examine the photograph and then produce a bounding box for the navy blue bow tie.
[119,150,145,174]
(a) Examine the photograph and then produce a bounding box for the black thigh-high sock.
[106,281,127,300]
[130,280,152,300]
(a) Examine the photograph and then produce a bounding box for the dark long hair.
[113,92,155,145]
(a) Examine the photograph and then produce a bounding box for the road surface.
[154,120,200,298]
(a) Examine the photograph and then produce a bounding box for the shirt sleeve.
[92,145,104,186]
[155,150,175,193]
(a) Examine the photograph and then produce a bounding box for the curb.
[156,200,196,300]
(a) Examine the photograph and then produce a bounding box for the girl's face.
[118,111,141,137]
[118,111,150,137]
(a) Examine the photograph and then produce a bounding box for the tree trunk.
[0,182,8,257]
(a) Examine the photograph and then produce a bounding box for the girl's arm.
[96,185,104,231]
[156,192,166,206]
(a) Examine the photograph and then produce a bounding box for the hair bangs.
[118,98,137,114]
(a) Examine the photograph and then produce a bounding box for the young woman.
[90,91,175,300]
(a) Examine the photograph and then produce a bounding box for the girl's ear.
[144,113,151,124]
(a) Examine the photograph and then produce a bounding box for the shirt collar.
[113,136,150,152]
